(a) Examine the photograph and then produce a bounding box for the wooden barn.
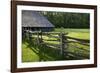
[22,10,55,32]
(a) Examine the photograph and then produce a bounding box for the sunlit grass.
[22,42,39,62]
[67,32,89,40]
[54,28,90,40]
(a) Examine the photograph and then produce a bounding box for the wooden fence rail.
[66,36,90,43]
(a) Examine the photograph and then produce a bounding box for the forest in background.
[39,11,90,28]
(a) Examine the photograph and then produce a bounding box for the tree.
[39,11,90,28]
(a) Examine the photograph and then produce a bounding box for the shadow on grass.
[65,43,90,60]
[23,37,68,61]
[23,37,90,62]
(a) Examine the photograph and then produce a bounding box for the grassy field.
[22,28,90,62]
[54,28,90,40]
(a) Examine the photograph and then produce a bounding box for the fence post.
[36,31,41,61]
[37,31,43,61]
[65,34,68,53]
[60,32,65,59]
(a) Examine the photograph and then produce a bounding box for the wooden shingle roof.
[22,10,54,28]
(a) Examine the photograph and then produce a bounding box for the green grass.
[54,28,90,40]
[22,28,90,62]
[54,28,89,33]
[22,42,39,62]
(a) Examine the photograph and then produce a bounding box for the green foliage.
[39,11,90,28]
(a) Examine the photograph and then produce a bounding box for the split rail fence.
[23,30,90,60]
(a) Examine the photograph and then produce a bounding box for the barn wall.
[22,27,54,32]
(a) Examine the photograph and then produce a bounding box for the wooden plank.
[67,44,89,52]
[65,41,89,46]
[43,42,60,48]
[43,39,59,41]
[43,32,68,35]
[66,36,90,43]
[46,34,59,38]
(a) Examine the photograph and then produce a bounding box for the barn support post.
[29,28,32,42]
[40,30,42,43]
[27,30,30,41]
[24,27,27,39]
[37,31,39,44]
[27,27,30,41]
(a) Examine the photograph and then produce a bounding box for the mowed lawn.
[22,28,90,62]
[54,28,90,40]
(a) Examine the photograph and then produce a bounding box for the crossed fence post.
[37,30,43,61]
[59,32,67,59]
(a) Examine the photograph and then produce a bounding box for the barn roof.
[22,10,54,28]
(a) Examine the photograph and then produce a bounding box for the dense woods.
[39,11,90,28]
